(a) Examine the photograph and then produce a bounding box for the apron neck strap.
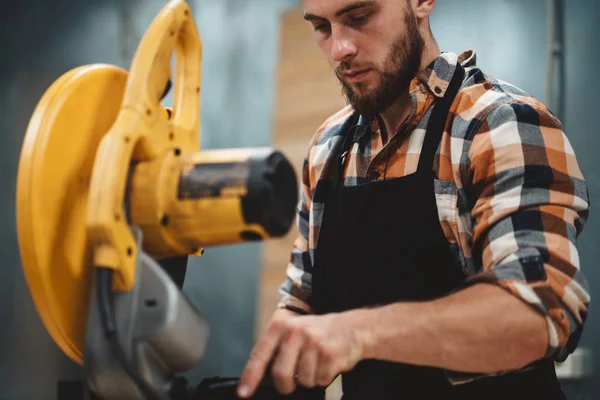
[416,64,466,176]
[333,63,466,184]
[333,112,362,185]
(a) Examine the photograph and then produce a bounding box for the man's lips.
[343,69,372,83]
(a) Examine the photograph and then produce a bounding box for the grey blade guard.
[84,230,209,400]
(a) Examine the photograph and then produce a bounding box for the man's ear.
[414,0,435,20]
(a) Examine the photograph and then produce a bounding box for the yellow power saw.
[15,1,319,399]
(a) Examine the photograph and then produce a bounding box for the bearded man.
[238,1,591,399]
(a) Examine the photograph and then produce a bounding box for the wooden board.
[258,7,347,334]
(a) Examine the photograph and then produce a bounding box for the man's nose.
[330,28,357,64]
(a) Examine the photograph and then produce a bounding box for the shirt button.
[434,86,443,94]
[370,170,381,181]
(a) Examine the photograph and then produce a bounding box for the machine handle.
[121,0,201,150]
[87,0,202,291]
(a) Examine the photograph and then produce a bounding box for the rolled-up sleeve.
[277,157,314,315]
[466,101,590,361]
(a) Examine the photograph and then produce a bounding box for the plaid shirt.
[278,50,590,373]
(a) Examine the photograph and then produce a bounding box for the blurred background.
[0,0,598,399]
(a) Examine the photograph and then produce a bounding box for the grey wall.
[1,3,127,397]
[561,2,600,398]
[0,0,295,398]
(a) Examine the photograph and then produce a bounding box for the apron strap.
[333,112,362,186]
[333,63,466,185]
[416,64,466,175]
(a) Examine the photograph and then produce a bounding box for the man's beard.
[336,10,425,117]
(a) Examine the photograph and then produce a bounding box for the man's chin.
[352,77,379,91]
[347,97,379,116]
[341,83,381,115]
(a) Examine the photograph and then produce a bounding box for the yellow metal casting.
[16,0,201,364]
[16,0,296,367]
[129,148,272,259]
[16,64,128,364]
[86,0,201,291]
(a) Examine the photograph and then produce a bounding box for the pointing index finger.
[237,323,286,398]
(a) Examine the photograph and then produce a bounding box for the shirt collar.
[352,114,373,142]
[417,49,476,98]
[349,49,477,140]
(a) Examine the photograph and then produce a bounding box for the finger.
[271,326,306,394]
[296,343,319,388]
[315,349,337,387]
[238,322,287,398]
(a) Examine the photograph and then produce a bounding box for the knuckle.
[295,355,310,380]
[316,372,332,387]
[303,329,319,346]
[297,373,315,388]
[276,382,295,395]
[275,318,298,337]
[272,366,291,381]
[320,346,336,363]
[271,366,283,379]
[284,382,297,394]
[287,323,303,338]
[269,318,285,333]
[272,370,295,394]
[296,362,314,387]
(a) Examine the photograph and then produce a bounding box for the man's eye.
[349,14,370,26]
[314,23,330,33]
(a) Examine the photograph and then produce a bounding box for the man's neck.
[378,36,441,138]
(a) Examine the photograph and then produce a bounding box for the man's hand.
[237,308,368,398]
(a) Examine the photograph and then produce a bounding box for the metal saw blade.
[16,64,128,364]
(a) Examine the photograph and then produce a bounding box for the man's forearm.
[352,283,549,373]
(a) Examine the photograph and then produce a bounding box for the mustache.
[336,62,375,75]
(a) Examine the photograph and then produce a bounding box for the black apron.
[311,65,566,400]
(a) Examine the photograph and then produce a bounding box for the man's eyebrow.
[303,13,325,22]
[335,1,376,17]
[303,1,376,22]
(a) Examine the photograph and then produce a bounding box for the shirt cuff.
[462,265,568,359]
[277,292,313,315]
[442,259,584,385]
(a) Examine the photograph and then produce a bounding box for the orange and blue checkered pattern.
[278,50,590,378]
